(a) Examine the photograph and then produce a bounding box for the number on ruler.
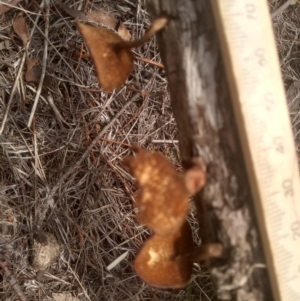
[245,3,256,19]
[255,48,266,66]
[282,179,294,197]
[273,136,284,153]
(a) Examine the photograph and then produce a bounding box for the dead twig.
[116,91,150,135]
[100,153,134,200]
[46,92,67,130]
[0,261,28,301]
[0,53,26,135]
[84,120,97,164]
[27,1,50,128]
[271,0,293,18]
[134,55,164,68]
[99,137,131,147]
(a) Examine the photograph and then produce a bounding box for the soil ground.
[0,1,299,300]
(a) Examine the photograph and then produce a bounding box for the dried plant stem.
[46,92,67,129]
[53,92,140,186]
[61,257,92,301]
[27,2,50,128]
[100,153,134,199]
[271,0,293,18]
[99,137,131,147]
[0,261,28,301]
[116,16,168,49]
[152,139,179,143]
[26,86,68,128]
[0,2,44,15]
[0,54,26,135]
[116,93,149,135]
[134,56,164,68]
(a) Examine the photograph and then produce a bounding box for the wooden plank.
[211,1,300,301]
[146,1,274,300]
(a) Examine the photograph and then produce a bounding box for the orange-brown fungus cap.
[133,221,193,288]
[76,22,133,92]
[123,146,190,236]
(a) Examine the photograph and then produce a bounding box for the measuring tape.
[211,1,300,301]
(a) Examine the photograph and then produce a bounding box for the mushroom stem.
[189,243,224,261]
[115,15,168,49]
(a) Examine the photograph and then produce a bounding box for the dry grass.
[1,0,299,301]
[0,1,213,300]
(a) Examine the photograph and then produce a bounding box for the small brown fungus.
[76,16,168,92]
[123,145,198,237]
[133,220,194,289]
[76,22,133,92]
[133,218,223,289]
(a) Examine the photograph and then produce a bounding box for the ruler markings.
[268,220,285,233]
[275,248,293,265]
[269,219,284,231]
[266,191,280,197]
[212,1,300,300]
[265,206,282,217]
[267,207,288,232]
[268,215,285,229]
[273,233,289,241]
[268,215,285,227]
[286,275,298,283]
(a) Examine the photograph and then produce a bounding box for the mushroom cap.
[123,146,190,236]
[76,22,133,92]
[133,220,193,288]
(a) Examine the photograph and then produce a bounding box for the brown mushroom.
[123,145,204,237]
[134,220,223,288]
[76,16,168,92]
[133,220,194,289]
[123,145,222,288]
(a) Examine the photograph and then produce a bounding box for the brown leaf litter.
[13,13,30,48]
